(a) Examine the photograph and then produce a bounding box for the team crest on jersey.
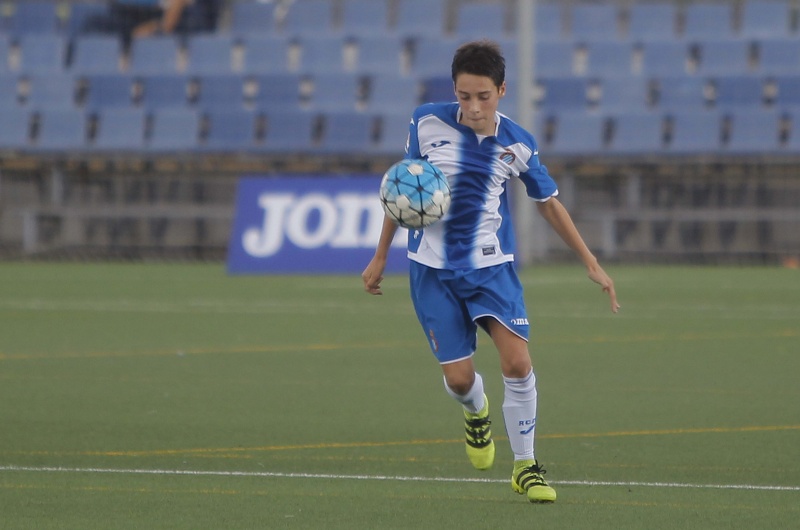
[499,149,516,164]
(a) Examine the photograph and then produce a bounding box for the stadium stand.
[260,109,316,152]
[608,112,664,154]
[535,41,576,77]
[546,111,606,154]
[453,2,509,40]
[281,0,336,35]
[740,0,791,39]
[252,73,302,111]
[0,108,30,149]
[627,3,678,42]
[640,40,690,77]
[725,109,782,153]
[229,0,276,35]
[395,0,446,38]
[0,74,20,108]
[584,41,634,78]
[682,3,734,40]
[341,0,391,37]
[139,74,190,110]
[83,74,134,110]
[70,35,123,75]
[656,76,709,110]
[307,72,363,111]
[35,108,87,151]
[713,75,765,109]
[202,108,259,151]
[194,74,246,111]
[534,3,564,42]
[6,1,59,35]
[364,74,420,113]
[375,112,410,155]
[694,39,751,76]
[296,34,348,74]
[92,108,147,150]
[17,34,67,74]
[127,36,180,75]
[318,111,375,153]
[185,35,236,75]
[598,76,651,113]
[537,77,589,111]
[569,4,619,41]
[241,35,292,74]
[25,73,78,110]
[147,108,200,152]
[354,35,406,76]
[667,110,722,153]
[757,39,800,76]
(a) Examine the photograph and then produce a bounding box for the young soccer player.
[362,40,620,503]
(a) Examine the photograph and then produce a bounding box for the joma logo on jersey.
[510,318,529,326]
[430,140,451,148]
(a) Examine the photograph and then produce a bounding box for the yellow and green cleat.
[512,459,557,503]
[464,395,495,470]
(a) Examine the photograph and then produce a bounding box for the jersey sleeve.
[404,109,422,159]
[518,134,558,201]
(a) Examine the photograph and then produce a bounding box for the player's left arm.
[536,197,620,313]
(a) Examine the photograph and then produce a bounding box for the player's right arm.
[362,215,399,295]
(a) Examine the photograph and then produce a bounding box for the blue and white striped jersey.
[404,102,558,271]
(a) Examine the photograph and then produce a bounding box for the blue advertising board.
[227,175,409,274]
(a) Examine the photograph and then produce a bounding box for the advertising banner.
[227,176,409,274]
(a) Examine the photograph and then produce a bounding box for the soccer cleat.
[464,395,495,470]
[512,460,557,503]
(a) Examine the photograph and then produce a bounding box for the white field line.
[1,465,798,493]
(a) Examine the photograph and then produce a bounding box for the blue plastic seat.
[341,0,390,37]
[128,37,180,75]
[535,4,565,42]
[93,108,146,150]
[203,109,258,151]
[185,35,234,75]
[535,41,576,77]
[0,75,19,108]
[139,74,190,110]
[7,1,58,35]
[25,74,77,110]
[375,112,411,155]
[296,35,347,74]
[261,109,316,152]
[695,39,750,76]
[713,75,764,109]
[0,108,31,148]
[570,4,620,41]
[412,37,460,79]
[395,0,446,38]
[308,72,362,111]
[640,41,689,77]
[252,73,302,111]
[757,39,800,75]
[365,74,420,114]
[598,77,650,112]
[65,2,107,36]
[194,74,245,111]
[740,0,790,39]
[17,35,66,74]
[455,2,508,40]
[668,110,722,153]
[354,35,405,76]
[725,109,781,153]
[282,0,335,36]
[585,41,634,78]
[241,35,291,74]
[0,34,11,74]
[609,112,664,153]
[627,3,678,42]
[537,77,588,111]
[656,76,709,110]
[148,108,200,152]
[422,76,454,104]
[84,74,134,110]
[70,35,122,75]
[36,109,87,150]
[548,111,606,154]
[773,75,800,108]
[318,111,375,153]
[683,3,734,40]
[230,1,276,35]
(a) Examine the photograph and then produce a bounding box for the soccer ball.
[380,159,451,229]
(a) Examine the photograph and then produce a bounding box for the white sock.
[444,372,486,414]
[502,370,537,461]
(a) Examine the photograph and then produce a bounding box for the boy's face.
[454,73,506,136]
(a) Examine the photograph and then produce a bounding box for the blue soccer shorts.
[408,261,530,364]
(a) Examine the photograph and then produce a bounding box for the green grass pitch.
[0,263,798,529]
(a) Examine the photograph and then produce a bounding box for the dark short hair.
[451,39,506,88]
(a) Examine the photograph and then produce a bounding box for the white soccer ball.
[379,159,451,229]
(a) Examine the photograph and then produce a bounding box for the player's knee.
[444,373,475,396]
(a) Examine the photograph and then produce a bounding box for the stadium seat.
[202,108,258,151]
[713,75,764,109]
[547,111,606,154]
[725,109,781,153]
[0,75,19,108]
[740,0,790,39]
[17,34,66,74]
[241,35,291,74]
[296,35,347,74]
[656,76,709,111]
[341,0,390,37]
[148,108,200,152]
[667,110,722,153]
[128,37,180,76]
[93,108,146,150]
[375,112,410,154]
[454,2,508,40]
[83,74,134,110]
[318,111,375,154]
[308,72,362,111]
[24,74,78,110]
[627,3,678,42]
[282,0,335,35]
[534,4,565,42]
[695,39,751,76]
[185,35,235,75]
[608,112,664,154]
[65,2,107,36]
[598,77,650,112]
[756,39,800,75]
[35,108,87,150]
[230,1,276,35]
[252,73,302,111]
[683,3,734,40]
[773,75,800,108]
[261,109,316,152]
[0,108,30,149]
[395,0,446,37]
[412,37,461,79]
[569,4,620,41]
[139,74,190,110]
[535,41,577,77]
[354,35,406,76]
[584,41,634,78]
[194,74,245,111]
[365,74,420,114]
[7,1,59,35]
[0,35,11,74]
[537,77,589,111]
[70,35,122,75]
[640,41,690,77]
[422,76,454,104]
